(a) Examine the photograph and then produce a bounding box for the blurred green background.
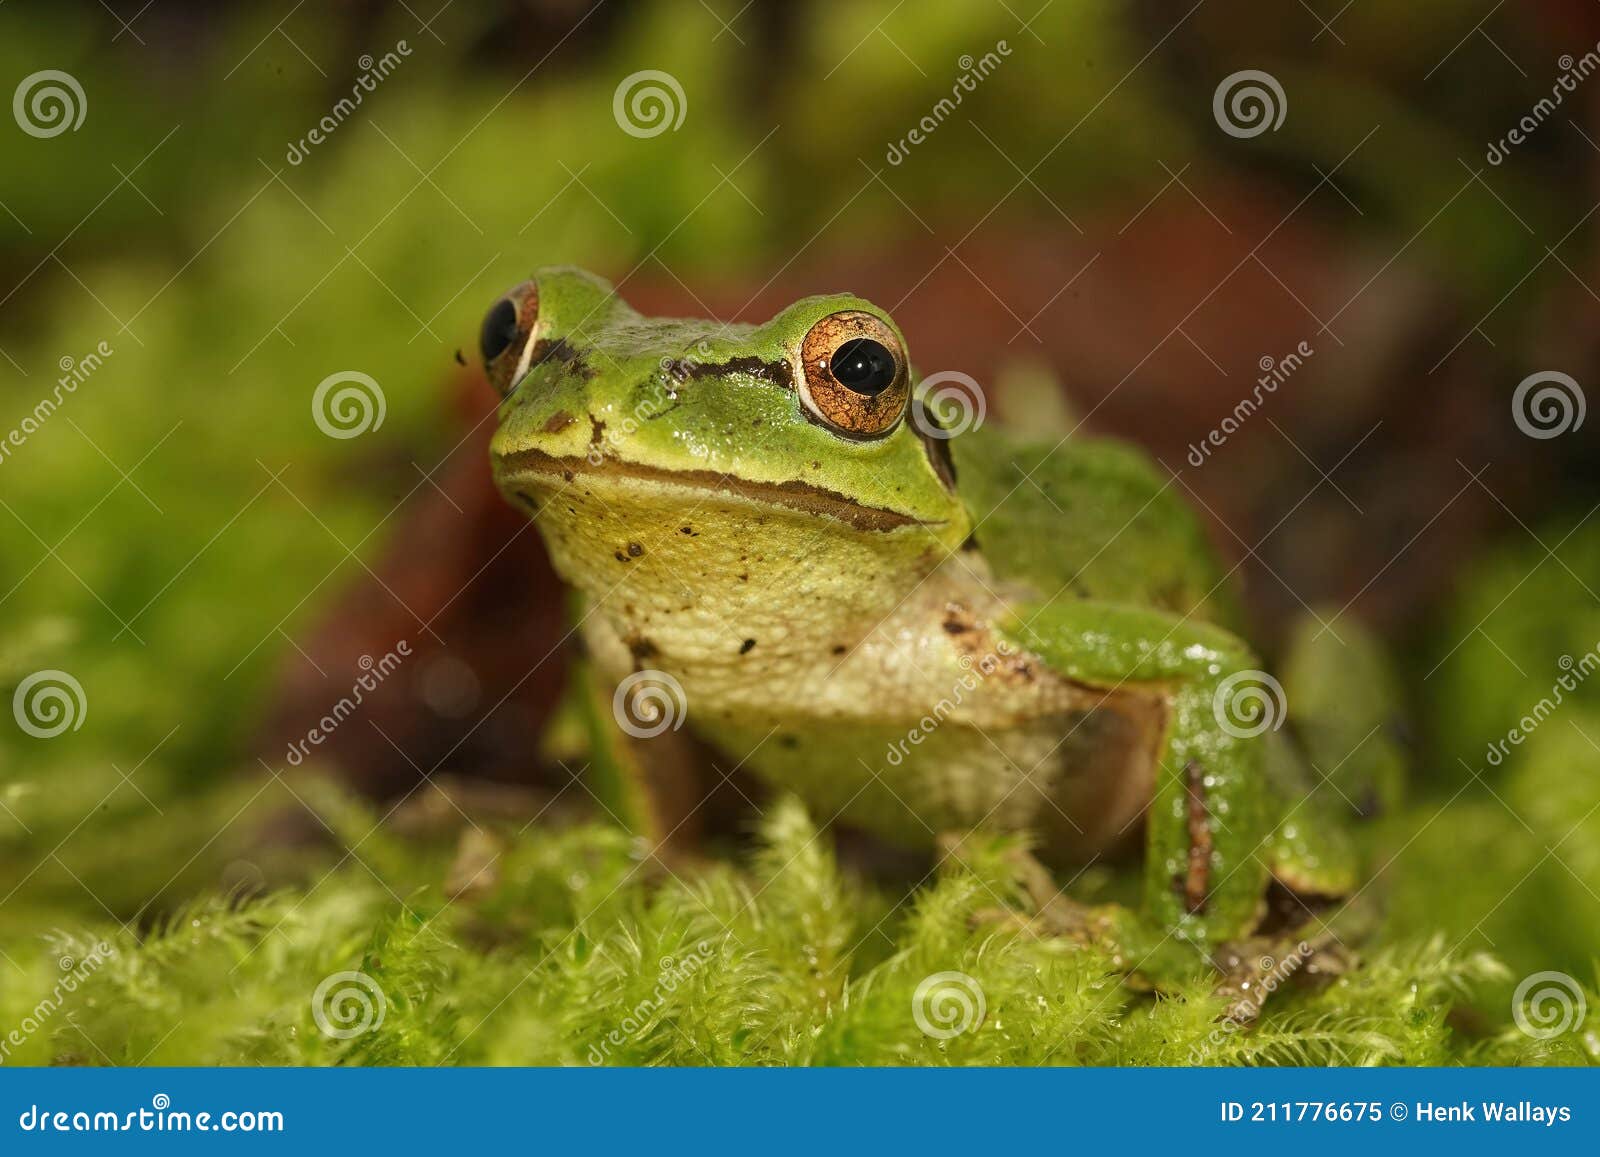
[3,0,1600,1064]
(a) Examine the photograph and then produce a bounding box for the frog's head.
[483,267,971,634]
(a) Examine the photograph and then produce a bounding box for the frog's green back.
[952,425,1241,629]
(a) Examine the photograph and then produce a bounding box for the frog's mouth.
[495,447,932,533]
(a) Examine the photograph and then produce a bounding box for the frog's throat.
[494,447,937,533]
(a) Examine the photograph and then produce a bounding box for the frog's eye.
[481,280,540,396]
[798,310,909,438]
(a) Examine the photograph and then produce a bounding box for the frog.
[478,266,1404,988]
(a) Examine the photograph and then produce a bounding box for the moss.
[2,793,1590,1067]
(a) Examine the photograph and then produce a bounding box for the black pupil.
[829,338,896,396]
[480,298,520,364]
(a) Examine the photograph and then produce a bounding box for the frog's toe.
[968,895,1116,944]
[988,845,1124,944]
[1208,931,1348,1023]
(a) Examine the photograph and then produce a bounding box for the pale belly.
[529,473,1165,862]
[582,572,1165,864]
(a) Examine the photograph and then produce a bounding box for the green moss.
[2,794,1590,1067]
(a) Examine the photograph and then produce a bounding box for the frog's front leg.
[942,833,1122,942]
[575,660,753,869]
[1002,601,1273,947]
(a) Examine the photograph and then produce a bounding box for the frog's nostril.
[480,298,521,365]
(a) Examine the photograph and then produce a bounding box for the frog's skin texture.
[483,267,1396,952]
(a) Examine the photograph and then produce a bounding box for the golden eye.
[480,279,540,396]
[798,310,909,438]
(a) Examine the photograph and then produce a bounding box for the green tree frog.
[480,267,1403,975]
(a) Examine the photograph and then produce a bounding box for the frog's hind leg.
[974,601,1399,1017]
[1259,609,1407,942]
[1004,600,1275,948]
[1189,611,1406,1015]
